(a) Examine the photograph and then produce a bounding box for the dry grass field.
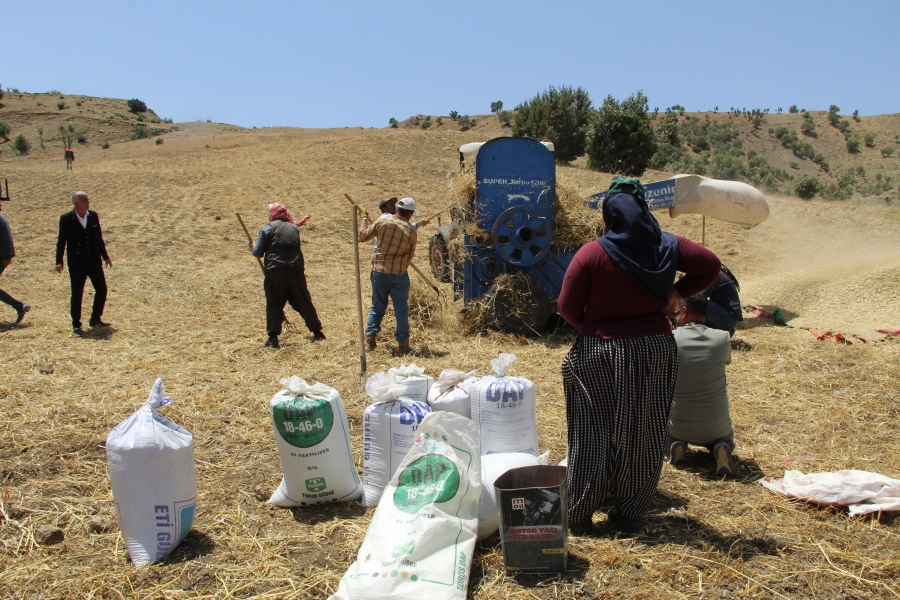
[1,108,900,599]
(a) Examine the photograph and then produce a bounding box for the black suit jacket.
[56,210,109,267]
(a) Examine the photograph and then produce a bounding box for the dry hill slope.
[0,98,898,598]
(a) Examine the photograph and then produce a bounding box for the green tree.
[12,134,31,155]
[586,91,657,176]
[0,120,10,140]
[490,100,503,114]
[127,98,148,113]
[864,133,875,148]
[388,117,398,128]
[498,110,512,126]
[794,175,820,199]
[512,85,592,163]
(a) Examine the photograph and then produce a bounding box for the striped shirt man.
[358,214,417,275]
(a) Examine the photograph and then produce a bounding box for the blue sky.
[3,1,898,128]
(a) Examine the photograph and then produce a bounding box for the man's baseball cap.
[378,197,398,211]
[397,198,417,212]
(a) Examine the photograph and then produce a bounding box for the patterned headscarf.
[268,203,294,223]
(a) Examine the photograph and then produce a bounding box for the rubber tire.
[489,276,550,335]
[429,234,451,283]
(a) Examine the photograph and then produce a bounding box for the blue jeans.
[705,301,739,334]
[366,271,410,342]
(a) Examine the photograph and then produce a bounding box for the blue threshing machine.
[428,136,684,335]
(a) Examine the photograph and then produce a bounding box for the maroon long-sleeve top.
[558,235,721,338]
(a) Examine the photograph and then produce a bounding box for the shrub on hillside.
[435,117,442,126]
[163,117,173,124]
[101,142,110,149]
[789,105,799,113]
[388,117,398,128]
[846,137,860,153]
[586,91,656,176]
[498,110,512,126]
[457,115,471,131]
[790,161,800,169]
[0,120,10,140]
[490,101,503,114]
[513,85,593,163]
[853,109,860,122]
[127,99,148,113]
[76,132,87,144]
[420,117,432,129]
[12,134,31,155]
[881,146,895,158]
[864,133,875,148]
[800,118,816,135]
[56,101,66,110]
[76,100,82,106]
[156,137,163,145]
[449,111,458,121]
[131,125,149,140]
[654,108,679,146]
[794,175,820,199]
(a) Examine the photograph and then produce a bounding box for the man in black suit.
[56,191,113,335]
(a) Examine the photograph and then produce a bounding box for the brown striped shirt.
[358,215,417,274]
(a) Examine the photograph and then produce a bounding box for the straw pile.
[1,122,899,598]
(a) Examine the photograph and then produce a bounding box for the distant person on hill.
[251,203,324,348]
[65,147,75,170]
[667,294,736,477]
[0,200,30,324]
[55,191,112,336]
[702,264,742,336]
[358,197,418,355]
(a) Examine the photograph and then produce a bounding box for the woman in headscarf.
[558,176,721,535]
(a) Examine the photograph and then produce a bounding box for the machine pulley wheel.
[492,207,552,266]
[428,234,451,282]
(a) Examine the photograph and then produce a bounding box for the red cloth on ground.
[558,235,720,338]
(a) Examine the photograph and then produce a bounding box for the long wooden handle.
[352,206,367,374]
[235,213,266,275]
[409,262,441,296]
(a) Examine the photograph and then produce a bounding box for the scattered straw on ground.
[1,124,899,599]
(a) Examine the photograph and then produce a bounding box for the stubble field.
[1,122,900,598]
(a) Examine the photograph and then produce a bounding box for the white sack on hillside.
[267,376,362,507]
[427,369,479,418]
[669,174,769,227]
[331,411,481,600]
[761,469,900,516]
[106,378,197,566]
[389,363,434,403]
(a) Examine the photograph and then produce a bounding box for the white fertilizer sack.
[478,452,548,540]
[426,369,478,418]
[469,353,538,456]
[361,372,432,507]
[106,378,197,566]
[267,376,362,507]
[388,363,434,403]
[330,411,481,600]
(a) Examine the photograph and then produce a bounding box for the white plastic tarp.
[761,470,900,516]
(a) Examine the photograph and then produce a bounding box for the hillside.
[0,95,899,599]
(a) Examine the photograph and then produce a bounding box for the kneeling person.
[251,203,324,348]
[668,295,736,476]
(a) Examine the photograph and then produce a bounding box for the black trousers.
[69,262,107,328]
[264,261,322,337]
[0,263,24,313]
